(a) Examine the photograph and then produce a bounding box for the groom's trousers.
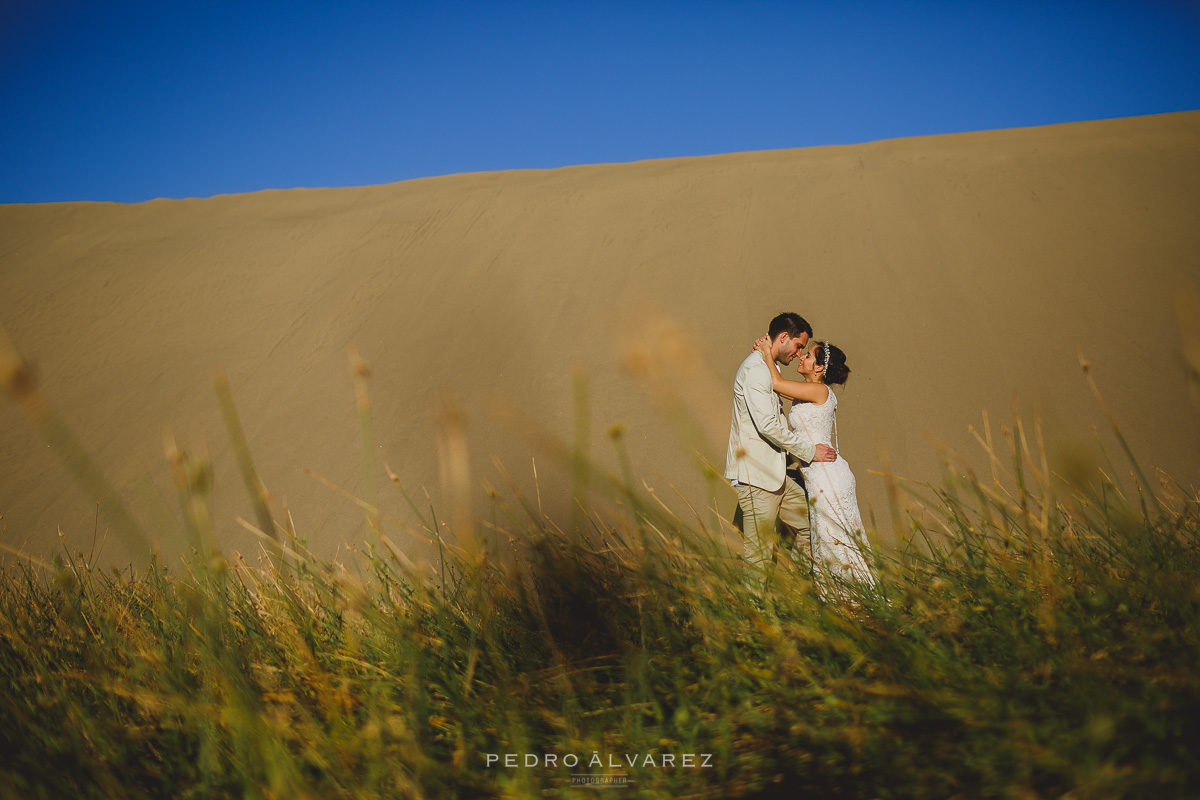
[734,476,812,587]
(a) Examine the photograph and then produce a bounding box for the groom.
[725,312,836,585]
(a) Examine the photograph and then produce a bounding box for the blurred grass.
[1,332,1198,798]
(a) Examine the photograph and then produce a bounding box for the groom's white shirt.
[724,352,817,492]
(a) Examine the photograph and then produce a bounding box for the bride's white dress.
[788,390,875,587]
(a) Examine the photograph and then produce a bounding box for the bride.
[753,336,875,588]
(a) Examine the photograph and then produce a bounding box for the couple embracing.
[724,312,874,592]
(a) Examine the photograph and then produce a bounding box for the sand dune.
[2,111,1199,568]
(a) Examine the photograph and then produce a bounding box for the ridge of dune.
[10,110,1192,207]
[2,111,1199,566]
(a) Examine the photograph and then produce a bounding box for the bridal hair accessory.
[822,342,831,373]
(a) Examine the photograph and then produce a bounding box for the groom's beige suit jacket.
[724,352,817,492]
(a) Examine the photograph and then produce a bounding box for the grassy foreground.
[1,345,1198,798]
[2,440,1198,798]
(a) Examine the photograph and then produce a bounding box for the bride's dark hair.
[813,342,851,385]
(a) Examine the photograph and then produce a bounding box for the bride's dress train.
[788,391,875,588]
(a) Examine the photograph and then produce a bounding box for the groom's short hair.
[768,313,812,341]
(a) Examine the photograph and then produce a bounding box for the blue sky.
[2,0,1198,203]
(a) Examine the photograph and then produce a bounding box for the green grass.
[1,343,1198,798]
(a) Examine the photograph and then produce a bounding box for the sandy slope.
[2,112,1199,568]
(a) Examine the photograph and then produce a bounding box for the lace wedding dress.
[788,390,875,587]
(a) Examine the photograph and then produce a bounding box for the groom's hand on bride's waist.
[813,444,837,462]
